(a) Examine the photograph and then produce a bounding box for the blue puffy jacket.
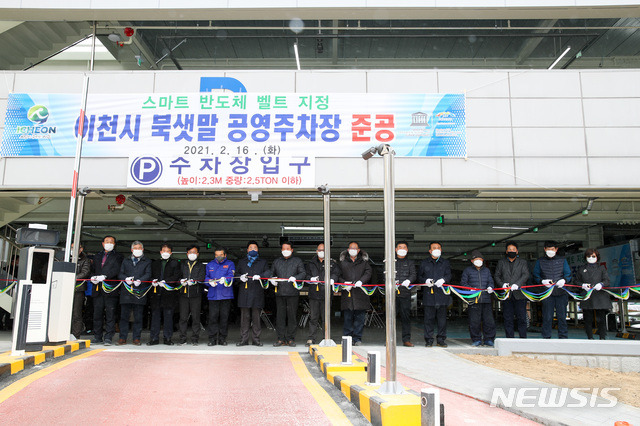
[460,265,494,304]
[532,255,571,296]
[204,258,236,300]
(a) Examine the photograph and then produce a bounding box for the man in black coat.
[339,241,372,346]
[118,240,152,346]
[268,241,306,347]
[395,241,417,347]
[179,244,207,345]
[149,243,181,346]
[90,235,123,346]
[236,241,270,347]
[418,242,452,347]
[305,242,340,346]
[494,241,531,338]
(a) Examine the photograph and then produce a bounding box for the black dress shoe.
[288,340,296,347]
[273,340,285,347]
[425,342,433,347]
[147,340,159,346]
[437,342,448,348]
[219,339,227,346]
[208,339,217,346]
[164,339,174,346]
[236,341,249,346]
[252,341,263,347]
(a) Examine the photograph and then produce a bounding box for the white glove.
[435,279,445,288]
[402,280,411,288]
[159,280,166,287]
[310,276,319,282]
[218,278,227,285]
[330,279,335,285]
[252,275,261,281]
[355,281,363,288]
[240,273,248,282]
[209,279,218,287]
[90,276,99,284]
[502,283,510,288]
[510,284,519,291]
[594,283,603,291]
[343,281,352,291]
[133,280,141,287]
[425,279,434,287]
[541,279,552,287]
[556,279,566,288]
[288,276,297,283]
[269,279,278,287]
[125,276,134,285]
[582,283,591,291]
[180,278,188,285]
[98,275,107,282]
[486,287,494,294]
[152,279,159,287]
[188,279,195,285]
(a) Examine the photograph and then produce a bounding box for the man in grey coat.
[494,241,530,338]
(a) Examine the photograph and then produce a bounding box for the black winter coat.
[460,265,495,304]
[236,257,270,308]
[395,257,417,300]
[339,250,372,311]
[74,251,92,292]
[180,260,207,299]
[119,256,152,305]
[150,258,182,309]
[418,256,452,307]
[91,250,123,298]
[267,256,306,297]
[306,256,340,301]
[494,257,530,301]
[576,263,612,311]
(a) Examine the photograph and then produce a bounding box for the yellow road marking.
[0,349,105,404]
[288,352,352,426]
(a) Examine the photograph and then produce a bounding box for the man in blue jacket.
[117,240,152,346]
[205,248,235,346]
[461,250,496,347]
[418,242,452,347]
[533,241,572,339]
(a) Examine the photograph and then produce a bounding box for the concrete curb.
[0,340,91,379]
[310,345,421,426]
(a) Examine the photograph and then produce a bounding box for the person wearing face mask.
[460,250,496,347]
[179,244,206,345]
[339,241,372,346]
[267,242,306,347]
[118,241,152,346]
[532,241,572,339]
[70,242,91,340]
[395,241,417,347]
[576,249,611,340]
[418,242,452,347]
[494,241,530,339]
[236,241,271,347]
[305,243,340,347]
[205,248,236,346]
[148,243,181,346]
[90,235,123,346]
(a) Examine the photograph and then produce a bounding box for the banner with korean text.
[2,92,465,188]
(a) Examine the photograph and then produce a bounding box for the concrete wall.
[1,69,639,191]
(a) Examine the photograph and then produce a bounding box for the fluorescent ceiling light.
[491,226,529,230]
[293,42,301,70]
[548,46,571,70]
[282,226,323,231]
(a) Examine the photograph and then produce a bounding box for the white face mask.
[104,243,115,252]
[546,250,556,258]
[473,259,483,267]
[317,251,325,259]
[133,249,143,258]
[586,257,597,264]
[348,249,358,257]
[431,249,442,258]
[282,250,292,257]
[188,253,198,262]
[397,249,408,257]
[160,252,171,260]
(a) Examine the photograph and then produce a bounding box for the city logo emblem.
[410,112,429,127]
[131,157,163,185]
[27,105,50,124]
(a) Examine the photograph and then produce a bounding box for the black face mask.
[506,252,517,259]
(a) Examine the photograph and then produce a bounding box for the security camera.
[317,185,330,194]
[361,146,378,160]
